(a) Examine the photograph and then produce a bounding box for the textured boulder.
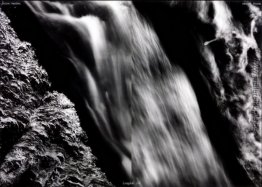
[0,9,112,187]
[193,3,262,185]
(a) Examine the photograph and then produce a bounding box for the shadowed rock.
[0,9,112,187]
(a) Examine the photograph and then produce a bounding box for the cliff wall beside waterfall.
[0,9,112,187]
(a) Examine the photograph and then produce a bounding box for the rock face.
[187,3,262,185]
[0,9,112,187]
[134,2,262,186]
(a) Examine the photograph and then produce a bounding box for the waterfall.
[24,1,233,187]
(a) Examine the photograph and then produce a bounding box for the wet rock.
[0,9,112,187]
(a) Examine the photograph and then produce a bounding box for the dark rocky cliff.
[0,9,112,187]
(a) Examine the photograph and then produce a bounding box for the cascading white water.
[25,1,232,187]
